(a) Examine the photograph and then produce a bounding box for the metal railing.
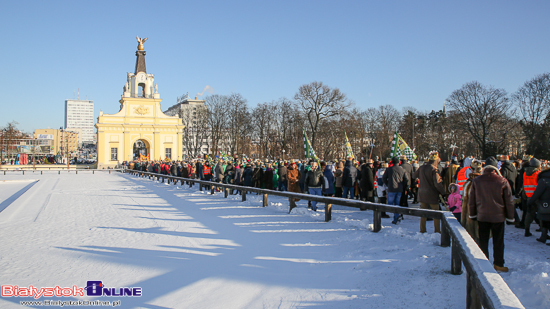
[124,169,523,309]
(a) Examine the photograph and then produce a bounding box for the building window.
[165,148,171,159]
[111,148,118,161]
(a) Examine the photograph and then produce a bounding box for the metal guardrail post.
[23,171,25,175]
[325,203,332,222]
[242,190,246,202]
[451,238,462,275]
[41,171,43,175]
[263,193,268,207]
[372,210,382,232]
[224,187,229,198]
[58,171,60,175]
[211,185,215,195]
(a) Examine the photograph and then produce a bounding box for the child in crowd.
[447,183,462,221]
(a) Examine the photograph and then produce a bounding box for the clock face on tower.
[138,74,146,82]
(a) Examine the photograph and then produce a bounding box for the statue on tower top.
[136,36,148,51]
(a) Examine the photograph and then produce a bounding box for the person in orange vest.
[524,157,541,237]
[455,157,474,195]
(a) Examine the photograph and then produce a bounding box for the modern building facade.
[95,37,184,169]
[65,99,94,144]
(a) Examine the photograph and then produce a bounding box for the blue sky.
[1,1,549,133]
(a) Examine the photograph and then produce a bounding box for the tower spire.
[135,36,148,74]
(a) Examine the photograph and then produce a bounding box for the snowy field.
[0,171,548,308]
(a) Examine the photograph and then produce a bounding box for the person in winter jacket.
[322,162,335,196]
[376,162,391,218]
[360,160,375,202]
[264,164,274,190]
[224,162,235,184]
[287,162,302,198]
[469,162,515,273]
[342,158,358,199]
[334,161,344,197]
[278,162,288,191]
[215,161,224,183]
[253,164,262,188]
[444,159,460,194]
[527,168,550,245]
[447,183,462,221]
[243,164,254,187]
[461,160,482,242]
[384,156,410,224]
[234,164,244,186]
[413,151,445,233]
[304,161,325,211]
[399,156,414,206]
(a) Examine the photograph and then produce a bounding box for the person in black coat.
[342,159,358,199]
[400,156,414,207]
[243,164,254,187]
[360,160,375,202]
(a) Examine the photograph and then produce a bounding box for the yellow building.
[95,37,184,169]
[33,129,79,155]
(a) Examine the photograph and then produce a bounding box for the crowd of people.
[128,152,550,272]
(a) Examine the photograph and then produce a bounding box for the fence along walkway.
[125,169,524,309]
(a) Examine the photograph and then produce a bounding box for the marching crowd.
[129,152,550,272]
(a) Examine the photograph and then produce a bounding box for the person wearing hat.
[469,160,515,273]
[523,157,542,236]
[413,151,445,233]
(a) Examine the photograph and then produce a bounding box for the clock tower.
[95,37,184,169]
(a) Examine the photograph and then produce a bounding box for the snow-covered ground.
[0,171,548,308]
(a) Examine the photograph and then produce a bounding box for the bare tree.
[512,73,550,155]
[179,104,209,158]
[252,103,274,158]
[205,94,228,156]
[446,81,514,158]
[294,81,350,148]
[226,93,250,156]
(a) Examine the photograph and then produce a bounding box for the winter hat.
[428,151,439,161]
[530,157,541,168]
[485,156,498,168]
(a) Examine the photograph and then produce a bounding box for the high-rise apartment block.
[65,99,95,144]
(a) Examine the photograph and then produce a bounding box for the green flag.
[303,128,319,164]
[390,131,417,160]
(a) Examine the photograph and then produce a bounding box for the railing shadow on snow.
[125,169,524,309]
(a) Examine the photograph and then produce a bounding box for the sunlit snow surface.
[0,171,548,308]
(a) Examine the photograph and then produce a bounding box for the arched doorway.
[133,139,150,160]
